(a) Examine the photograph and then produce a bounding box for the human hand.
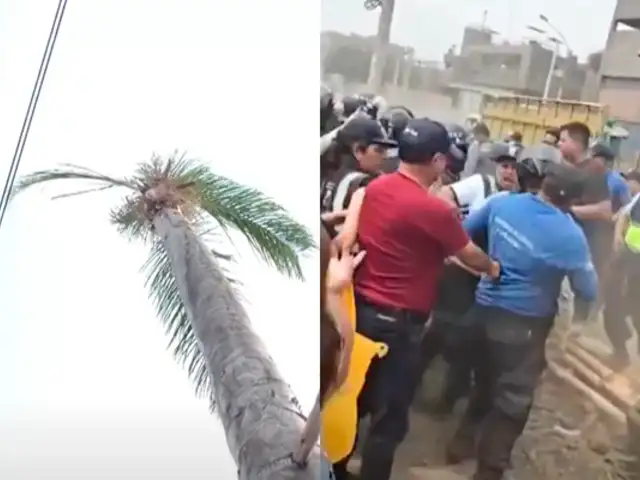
[613,237,624,254]
[486,260,501,280]
[327,248,367,293]
[321,210,347,228]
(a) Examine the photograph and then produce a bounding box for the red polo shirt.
[354,172,470,313]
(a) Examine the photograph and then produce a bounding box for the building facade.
[598,0,640,122]
[451,26,585,100]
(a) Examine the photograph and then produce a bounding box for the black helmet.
[446,123,470,156]
[380,106,414,141]
[516,144,561,192]
[360,93,388,119]
[341,94,385,120]
[341,95,370,118]
[321,85,336,135]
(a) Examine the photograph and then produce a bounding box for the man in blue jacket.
[446,162,598,480]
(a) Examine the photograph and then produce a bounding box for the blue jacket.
[607,170,630,212]
[463,193,598,318]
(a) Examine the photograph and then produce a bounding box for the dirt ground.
[349,348,632,480]
[393,373,629,480]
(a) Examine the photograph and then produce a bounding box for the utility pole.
[367,0,396,94]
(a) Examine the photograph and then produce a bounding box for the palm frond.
[174,160,315,280]
[15,153,314,404]
[142,239,242,403]
[11,164,134,199]
[109,194,154,243]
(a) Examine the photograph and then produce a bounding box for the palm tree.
[12,154,320,479]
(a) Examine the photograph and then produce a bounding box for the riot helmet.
[321,84,336,135]
[380,106,414,141]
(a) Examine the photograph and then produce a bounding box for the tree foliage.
[12,154,314,402]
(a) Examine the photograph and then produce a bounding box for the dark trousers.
[332,297,428,480]
[419,310,473,410]
[603,248,640,359]
[448,304,553,480]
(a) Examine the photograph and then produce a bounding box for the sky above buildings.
[321,0,618,61]
[0,0,316,479]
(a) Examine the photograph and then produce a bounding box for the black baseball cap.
[590,143,615,163]
[398,118,455,164]
[543,162,587,202]
[339,116,397,148]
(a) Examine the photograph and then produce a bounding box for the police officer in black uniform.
[320,116,397,234]
[378,107,414,173]
[443,123,471,184]
[321,84,339,135]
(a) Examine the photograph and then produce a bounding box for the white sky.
[0,1,317,479]
[322,0,618,61]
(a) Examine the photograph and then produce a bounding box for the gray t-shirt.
[461,140,495,178]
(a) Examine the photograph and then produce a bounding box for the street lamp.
[527,25,566,100]
[542,36,562,100]
[526,25,546,35]
[538,14,575,99]
[538,14,572,55]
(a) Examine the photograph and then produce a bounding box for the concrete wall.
[451,41,579,97]
[600,29,640,78]
[600,77,640,121]
[614,0,640,27]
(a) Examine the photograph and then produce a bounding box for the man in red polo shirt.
[332,118,499,480]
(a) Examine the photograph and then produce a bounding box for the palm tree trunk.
[152,209,320,479]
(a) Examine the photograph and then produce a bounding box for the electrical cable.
[0,0,69,232]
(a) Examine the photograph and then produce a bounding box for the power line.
[0,0,69,232]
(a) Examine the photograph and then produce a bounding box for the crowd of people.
[318,88,640,480]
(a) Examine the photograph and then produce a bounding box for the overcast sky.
[322,0,618,61]
[0,1,316,479]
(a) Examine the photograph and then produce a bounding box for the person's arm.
[320,108,367,155]
[462,199,491,238]
[334,187,365,253]
[429,203,499,278]
[438,174,483,210]
[326,291,353,390]
[617,181,632,210]
[613,193,639,251]
[614,211,630,252]
[320,126,340,155]
[566,241,598,304]
[461,141,480,178]
[571,173,612,221]
[572,201,613,221]
[456,201,499,276]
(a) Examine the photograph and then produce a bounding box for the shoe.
[475,413,524,480]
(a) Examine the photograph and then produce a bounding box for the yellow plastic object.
[481,96,607,146]
[321,284,388,463]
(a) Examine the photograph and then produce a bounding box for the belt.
[355,294,430,325]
